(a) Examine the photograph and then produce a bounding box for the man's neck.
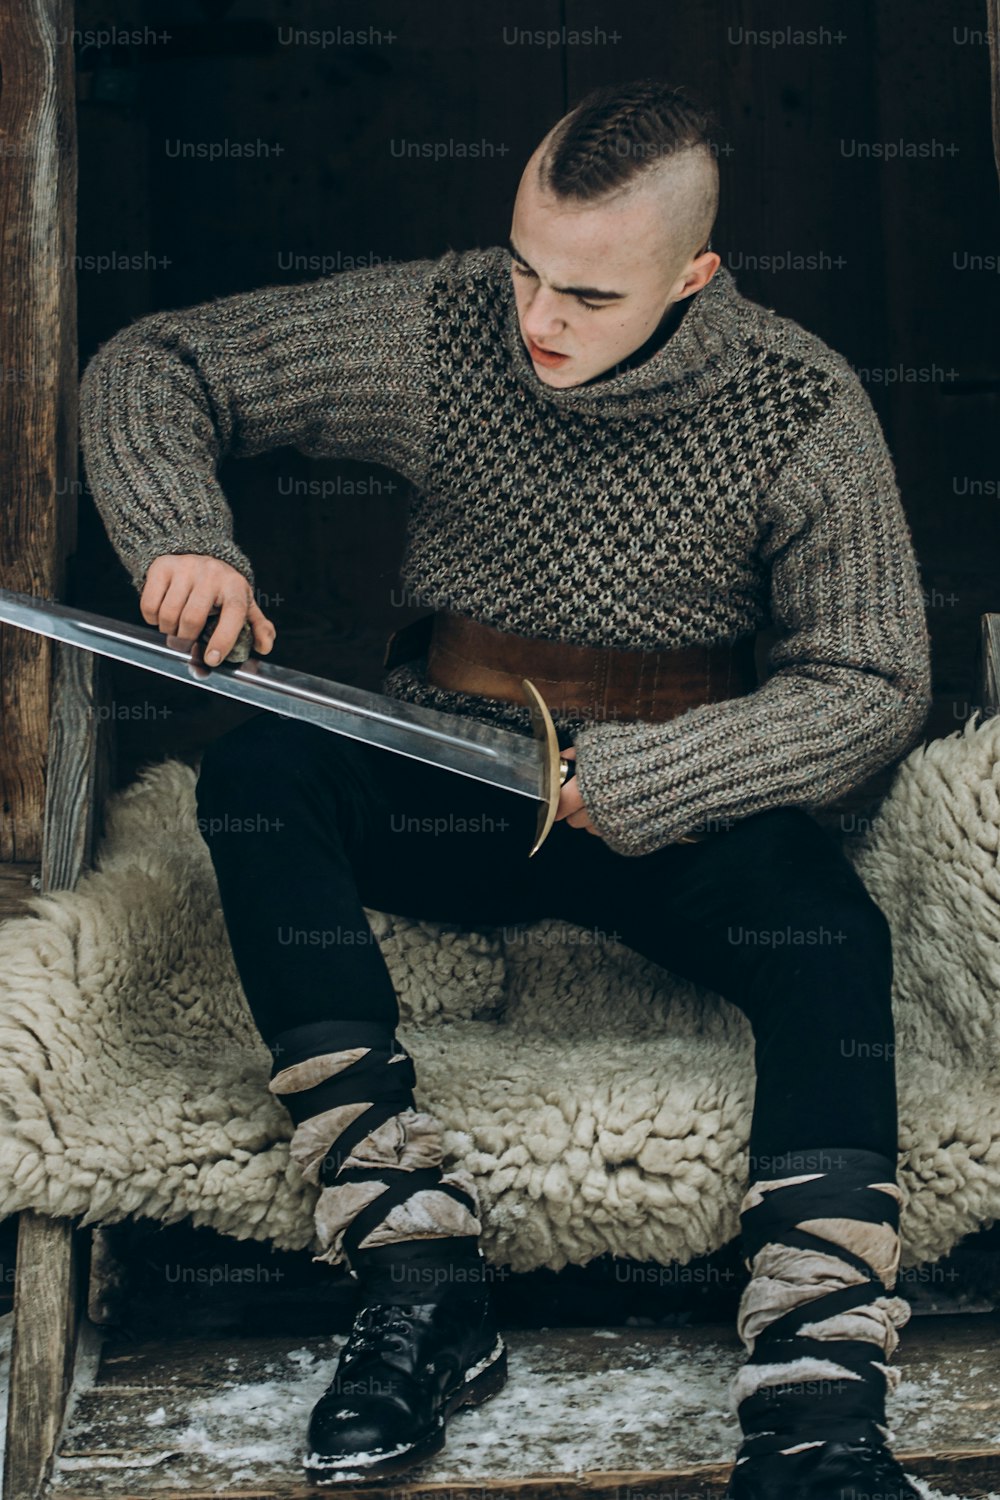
[580,293,695,388]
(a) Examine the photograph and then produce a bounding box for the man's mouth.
[527,337,570,368]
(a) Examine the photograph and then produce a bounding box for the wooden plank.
[47,1317,1000,1497]
[42,1453,1000,1500]
[980,613,1000,715]
[0,20,113,1464]
[0,861,40,921]
[36,1470,1000,1500]
[38,1461,1000,1500]
[3,646,112,1500]
[3,629,111,1497]
[5,1213,88,1500]
[0,0,79,862]
[0,5,98,1495]
[0,16,104,1477]
[41,645,115,889]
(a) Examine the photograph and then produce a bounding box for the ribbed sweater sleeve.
[571,368,933,857]
[78,259,439,594]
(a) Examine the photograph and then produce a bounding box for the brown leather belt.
[400,610,760,724]
[384,612,758,846]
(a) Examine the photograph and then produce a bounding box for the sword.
[0,588,572,857]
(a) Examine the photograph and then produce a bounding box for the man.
[79,79,931,1498]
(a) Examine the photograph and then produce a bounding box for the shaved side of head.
[640,147,719,270]
[532,81,722,274]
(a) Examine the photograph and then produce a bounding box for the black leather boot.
[304,1276,507,1483]
[727,1433,922,1499]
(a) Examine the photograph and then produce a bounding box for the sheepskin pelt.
[0,714,998,1274]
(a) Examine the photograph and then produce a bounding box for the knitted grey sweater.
[78,246,932,856]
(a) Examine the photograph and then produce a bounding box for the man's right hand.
[140,554,276,664]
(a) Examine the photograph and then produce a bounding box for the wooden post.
[41,645,115,889]
[4,1216,89,1500]
[4,628,115,1500]
[0,4,117,1497]
[981,615,1000,717]
[0,659,116,1453]
[0,0,78,862]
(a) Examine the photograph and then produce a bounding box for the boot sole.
[303,1332,509,1485]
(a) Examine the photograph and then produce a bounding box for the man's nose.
[522,286,566,340]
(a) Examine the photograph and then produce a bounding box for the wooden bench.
[1,617,997,1499]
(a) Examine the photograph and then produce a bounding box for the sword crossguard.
[521,678,568,858]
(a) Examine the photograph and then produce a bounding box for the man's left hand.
[554,748,603,835]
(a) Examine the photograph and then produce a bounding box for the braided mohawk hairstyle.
[537,79,721,256]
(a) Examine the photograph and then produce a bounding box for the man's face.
[509,146,719,388]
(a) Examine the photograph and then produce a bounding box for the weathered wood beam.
[34,1447,1000,1499]
[981,613,1000,716]
[4,1213,88,1500]
[41,645,114,888]
[0,0,78,863]
[0,860,39,920]
[0,16,113,1495]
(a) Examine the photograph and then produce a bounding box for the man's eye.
[512,261,602,312]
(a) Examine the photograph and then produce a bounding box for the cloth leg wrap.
[268,1019,486,1303]
[730,1147,912,1464]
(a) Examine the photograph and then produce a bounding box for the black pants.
[195,711,898,1176]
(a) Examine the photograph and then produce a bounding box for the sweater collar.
[500,258,745,409]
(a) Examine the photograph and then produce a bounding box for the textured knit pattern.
[78,247,932,856]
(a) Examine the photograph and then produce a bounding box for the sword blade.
[0,588,544,801]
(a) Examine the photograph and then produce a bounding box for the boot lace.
[340,1302,420,1368]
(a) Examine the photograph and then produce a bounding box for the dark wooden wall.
[72,0,1000,784]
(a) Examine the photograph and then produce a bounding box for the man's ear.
[677,250,722,300]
